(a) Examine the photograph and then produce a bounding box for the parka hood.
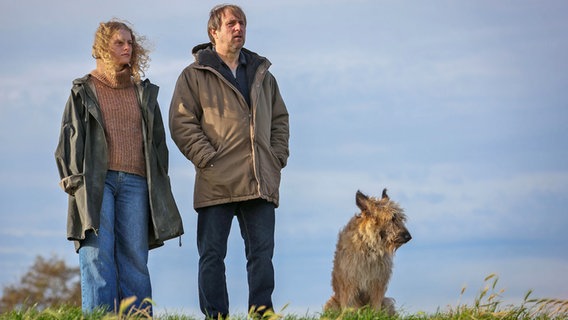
[192,42,212,57]
[191,42,269,72]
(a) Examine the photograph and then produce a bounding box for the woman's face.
[109,28,133,67]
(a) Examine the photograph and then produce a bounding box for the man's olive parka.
[169,44,290,209]
[55,75,184,252]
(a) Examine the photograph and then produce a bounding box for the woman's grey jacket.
[55,74,184,252]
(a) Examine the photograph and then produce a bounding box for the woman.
[55,19,184,314]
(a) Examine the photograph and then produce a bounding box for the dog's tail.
[323,295,340,312]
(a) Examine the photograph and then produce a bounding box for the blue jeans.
[196,199,276,318]
[79,171,151,314]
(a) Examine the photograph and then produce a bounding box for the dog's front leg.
[368,284,387,311]
[337,283,361,309]
[382,297,396,316]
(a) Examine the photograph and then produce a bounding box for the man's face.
[212,9,246,53]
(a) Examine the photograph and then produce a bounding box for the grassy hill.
[1,275,566,320]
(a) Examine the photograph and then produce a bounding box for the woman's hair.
[92,19,150,82]
[207,4,247,44]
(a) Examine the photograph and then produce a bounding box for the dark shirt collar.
[211,47,247,68]
[238,50,247,66]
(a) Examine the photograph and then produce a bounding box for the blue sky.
[1,0,567,316]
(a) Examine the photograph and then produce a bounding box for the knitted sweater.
[91,67,146,177]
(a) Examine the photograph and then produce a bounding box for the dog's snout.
[403,232,412,243]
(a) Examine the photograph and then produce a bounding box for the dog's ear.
[356,190,370,213]
[381,188,389,200]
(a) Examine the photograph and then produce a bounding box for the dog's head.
[356,188,412,254]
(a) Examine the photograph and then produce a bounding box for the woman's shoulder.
[69,74,96,97]
[71,74,91,86]
[139,78,159,92]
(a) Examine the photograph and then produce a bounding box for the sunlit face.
[109,28,133,67]
[211,9,246,54]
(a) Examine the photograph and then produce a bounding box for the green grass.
[1,275,567,320]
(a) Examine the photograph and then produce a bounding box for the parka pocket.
[59,174,84,196]
[269,147,285,169]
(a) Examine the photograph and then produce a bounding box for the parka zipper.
[197,63,270,196]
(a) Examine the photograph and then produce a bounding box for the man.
[169,4,289,319]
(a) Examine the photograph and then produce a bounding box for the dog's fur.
[324,189,411,315]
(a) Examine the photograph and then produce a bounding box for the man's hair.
[207,4,247,44]
[91,19,150,82]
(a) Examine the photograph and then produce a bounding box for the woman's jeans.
[196,199,276,318]
[79,171,151,314]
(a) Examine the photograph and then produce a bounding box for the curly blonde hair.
[92,19,150,83]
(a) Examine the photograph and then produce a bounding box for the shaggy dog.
[324,189,411,315]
